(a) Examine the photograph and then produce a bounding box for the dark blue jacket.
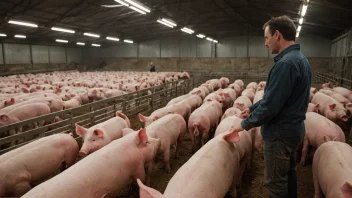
[241,44,311,145]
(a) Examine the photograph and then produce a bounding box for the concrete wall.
[0,43,82,75]
[330,30,352,79]
[82,34,332,75]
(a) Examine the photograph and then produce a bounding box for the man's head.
[263,16,296,54]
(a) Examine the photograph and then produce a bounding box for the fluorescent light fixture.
[196,34,205,38]
[77,42,85,46]
[301,5,308,16]
[115,0,129,6]
[84,32,100,38]
[124,39,133,43]
[51,27,75,34]
[8,20,38,28]
[124,0,150,13]
[56,39,68,43]
[129,6,146,14]
[101,4,124,8]
[106,36,120,41]
[181,29,193,34]
[206,37,213,41]
[299,18,304,25]
[213,40,218,43]
[182,27,194,33]
[296,32,300,37]
[161,19,177,27]
[0,33,6,37]
[14,35,26,38]
[297,25,302,32]
[157,20,174,28]
[92,44,101,47]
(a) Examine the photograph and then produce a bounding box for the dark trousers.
[263,139,301,198]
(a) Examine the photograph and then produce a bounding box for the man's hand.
[240,108,251,119]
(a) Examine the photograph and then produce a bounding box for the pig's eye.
[92,139,95,142]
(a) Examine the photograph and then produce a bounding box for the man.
[231,16,311,198]
[150,62,156,72]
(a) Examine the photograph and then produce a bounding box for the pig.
[0,97,63,114]
[256,81,266,91]
[253,90,264,104]
[307,103,319,113]
[322,82,334,89]
[299,112,345,166]
[310,87,318,102]
[190,88,206,99]
[22,128,161,198]
[142,114,186,183]
[228,83,242,96]
[0,103,51,130]
[246,82,257,90]
[312,141,352,198]
[234,96,253,111]
[241,88,255,102]
[181,94,202,112]
[319,88,335,96]
[63,96,81,109]
[249,127,262,153]
[332,87,351,99]
[311,92,348,123]
[76,111,131,156]
[219,77,230,88]
[137,130,241,198]
[234,79,244,91]
[0,133,78,197]
[188,101,223,153]
[203,92,223,104]
[206,79,221,90]
[218,88,237,109]
[215,116,252,190]
[166,94,190,106]
[221,107,249,121]
[319,89,350,105]
[139,102,191,127]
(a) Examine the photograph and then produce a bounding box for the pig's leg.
[163,147,171,173]
[14,182,32,197]
[175,132,184,159]
[201,130,208,146]
[145,161,154,186]
[64,149,79,168]
[300,137,310,166]
[312,170,323,198]
[190,129,196,153]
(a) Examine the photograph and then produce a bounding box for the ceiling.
[0,0,351,47]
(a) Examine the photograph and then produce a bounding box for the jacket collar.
[274,44,300,63]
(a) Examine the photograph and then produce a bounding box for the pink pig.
[0,133,78,197]
[234,96,253,111]
[312,141,352,198]
[137,130,241,198]
[307,103,319,113]
[219,77,230,88]
[234,79,245,91]
[22,129,161,198]
[241,88,255,102]
[222,107,249,121]
[188,101,223,153]
[76,111,131,156]
[299,112,345,166]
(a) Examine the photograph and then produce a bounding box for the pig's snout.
[79,151,87,156]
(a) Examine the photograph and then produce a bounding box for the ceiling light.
[92,44,101,47]
[0,33,6,37]
[181,29,193,34]
[197,34,205,38]
[296,32,300,37]
[206,37,213,41]
[124,0,150,13]
[106,36,120,41]
[213,40,218,43]
[129,6,146,14]
[157,20,174,28]
[182,27,194,33]
[77,42,85,46]
[14,35,26,38]
[84,32,100,38]
[56,39,68,43]
[301,5,308,16]
[299,18,304,25]
[8,20,38,28]
[115,0,129,6]
[297,25,301,32]
[51,27,75,34]
[101,4,124,8]
[124,39,133,43]
[161,19,177,27]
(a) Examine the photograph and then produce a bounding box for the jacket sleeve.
[249,99,262,112]
[241,61,299,131]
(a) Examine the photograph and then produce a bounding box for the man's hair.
[263,16,296,41]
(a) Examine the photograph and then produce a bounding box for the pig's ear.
[75,124,87,137]
[329,104,336,110]
[10,98,15,103]
[223,130,240,143]
[137,128,148,146]
[93,129,104,138]
[315,104,320,109]
[341,182,352,198]
[70,94,76,98]
[0,115,9,121]
[323,135,331,142]
[137,179,162,198]
[236,103,244,108]
[138,113,146,123]
[207,99,212,102]
[153,116,159,121]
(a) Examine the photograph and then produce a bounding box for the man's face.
[264,26,279,54]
